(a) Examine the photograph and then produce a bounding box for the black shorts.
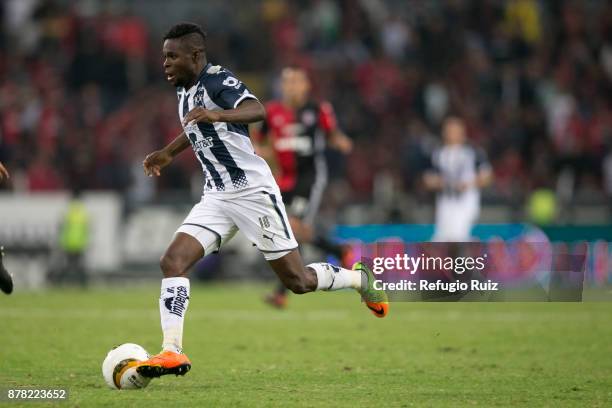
[281,173,326,223]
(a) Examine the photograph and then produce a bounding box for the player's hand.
[143,150,173,177]
[423,173,444,191]
[183,107,222,125]
[457,181,472,192]
[334,135,353,154]
[0,161,9,181]
[330,131,353,155]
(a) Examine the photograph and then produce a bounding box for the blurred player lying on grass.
[135,23,388,379]
[0,161,13,295]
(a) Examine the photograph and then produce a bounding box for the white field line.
[0,308,348,321]
[0,308,604,322]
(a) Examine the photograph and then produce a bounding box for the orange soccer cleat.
[136,350,191,378]
[353,262,389,318]
[365,301,389,318]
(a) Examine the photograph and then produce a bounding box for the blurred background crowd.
[1,0,611,222]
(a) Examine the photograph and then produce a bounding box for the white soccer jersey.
[430,144,490,201]
[429,144,491,241]
[178,63,278,196]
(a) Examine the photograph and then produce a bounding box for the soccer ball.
[102,343,151,390]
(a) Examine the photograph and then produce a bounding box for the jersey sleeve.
[207,69,258,110]
[318,101,338,133]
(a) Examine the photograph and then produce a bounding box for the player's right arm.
[423,150,444,191]
[143,131,189,177]
[328,129,353,154]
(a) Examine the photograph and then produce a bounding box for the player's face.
[281,69,310,107]
[443,119,466,145]
[163,39,196,88]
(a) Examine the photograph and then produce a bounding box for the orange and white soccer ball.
[102,343,151,390]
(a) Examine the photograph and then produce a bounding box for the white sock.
[307,263,362,291]
[159,277,190,353]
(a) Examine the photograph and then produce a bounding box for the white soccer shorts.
[176,190,298,261]
[433,195,479,242]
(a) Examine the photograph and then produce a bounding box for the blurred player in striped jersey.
[255,66,354,308]
[0,161,13,294]
[423,116,492,241]
[135,23,388,379]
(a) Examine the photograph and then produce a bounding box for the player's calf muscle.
[283,268,316,294]
[268,251,317,294]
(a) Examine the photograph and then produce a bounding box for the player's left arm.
[319,101,353,154]
[474,148,493,189]
[475,165,493,188]
[328,129,353,154]
[423,150,444,191]
[183,69,265,125]
[183,99,265,125]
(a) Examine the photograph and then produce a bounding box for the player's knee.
[159,252,188,278]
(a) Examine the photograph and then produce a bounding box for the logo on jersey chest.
[194,85,206,106]
[301,110,316,126]
[186,129,214,151]
[191,136,214,150]
[275,123,313,154]
[274,135,313,154]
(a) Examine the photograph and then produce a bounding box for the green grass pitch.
[1,284,612,407]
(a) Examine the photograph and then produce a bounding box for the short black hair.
[163,22,207,51]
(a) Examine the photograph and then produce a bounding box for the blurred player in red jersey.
[255,66,353,308]
[0,161,13,294]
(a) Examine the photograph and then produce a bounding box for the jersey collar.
[185,63,212,94]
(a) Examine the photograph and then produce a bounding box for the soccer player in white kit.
[135,23,388,378]
[423,116,492,241]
